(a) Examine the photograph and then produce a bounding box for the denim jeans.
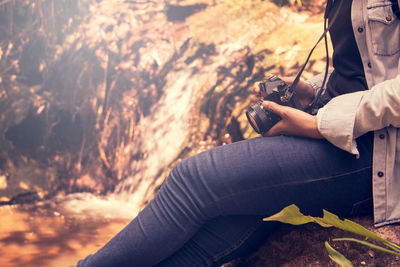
[76,132,373,267]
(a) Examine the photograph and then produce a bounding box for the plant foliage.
[264,204,400,266]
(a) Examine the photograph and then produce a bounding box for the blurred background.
[0,0,327,266]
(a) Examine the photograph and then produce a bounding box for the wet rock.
[6,191,40,205]
[5,113,45,154]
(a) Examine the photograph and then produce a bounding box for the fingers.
[262,122,283,137]
[253,85,260,95]
[261,101,286,117]
[249,94,261,104]
[260,101,323,139]
[250,82,262,104]
[261,101,286,137]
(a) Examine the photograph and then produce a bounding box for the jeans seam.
[204,165,373,209]
[206,220,262,266]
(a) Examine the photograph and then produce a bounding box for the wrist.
[310,116,323,139]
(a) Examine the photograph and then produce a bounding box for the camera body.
[246,75,302,134]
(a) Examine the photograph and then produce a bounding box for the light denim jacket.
[309,0,400,227]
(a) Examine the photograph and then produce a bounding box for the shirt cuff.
[316,93,363,156]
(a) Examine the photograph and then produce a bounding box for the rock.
[225,215,400,266]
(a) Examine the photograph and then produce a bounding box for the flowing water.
[0,1,326,266]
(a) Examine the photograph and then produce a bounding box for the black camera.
[246,76,302,134]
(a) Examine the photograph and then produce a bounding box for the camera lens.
[246,102,270,134]
[247,109,261,133]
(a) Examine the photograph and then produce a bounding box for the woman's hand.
[280,76,314,109]
[261,101,324,139]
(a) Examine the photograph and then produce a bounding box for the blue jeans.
[76,133,373,267]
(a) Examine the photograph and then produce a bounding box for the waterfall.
[53,0,312,219]
[0,1,326,266]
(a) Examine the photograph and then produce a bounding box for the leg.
[76,133,373,267]
[157,132,374,266]
[156,215,277,267]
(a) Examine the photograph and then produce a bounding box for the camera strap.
[288,0,343,108]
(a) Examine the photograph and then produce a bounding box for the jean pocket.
[367,1,400,56]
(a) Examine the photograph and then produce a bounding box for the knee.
[164,155,213,205]
[168,156,199,187]
[157,156,214,221]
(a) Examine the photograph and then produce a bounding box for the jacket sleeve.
[316,74,400,156]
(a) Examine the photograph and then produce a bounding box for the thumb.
[262,101,286,117]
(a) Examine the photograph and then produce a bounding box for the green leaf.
[263,204,331,227]
[264,204,400,253]
[321,210,400,253]
[325,241,353,267]
[333,238,400,256]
